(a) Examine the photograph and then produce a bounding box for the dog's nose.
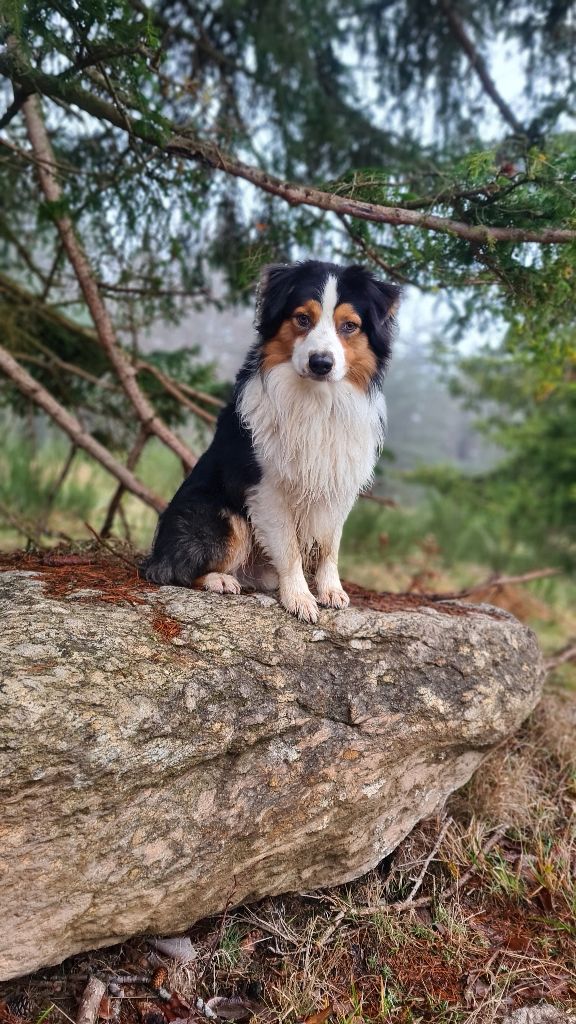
[308,352,334,377]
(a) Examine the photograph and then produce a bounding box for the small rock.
[150,935,197,964]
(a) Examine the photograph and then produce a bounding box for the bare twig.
[136,359,217,425]
[0,85,32,130]
[544,640,576,673]
[0,500,44,546]
[338,215,414,284]
[76,976,106,1024]
[83,522,139,568]
[170,381,225,409]
[403,817,454,904]
[435,567,561,601]
[321,822,507,930]
[0,342,165,511]
[359,491,399,509]
[0,217,49,285]
[36,443,77,536]
[438,0,525,136]
[15,337,119,392]
[21,94,197,470]
[196,882,237,989]
[100,427,150,538]
[98,279,211,300]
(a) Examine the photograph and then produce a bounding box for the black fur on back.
[140,403,260,585]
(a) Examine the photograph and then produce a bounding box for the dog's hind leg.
[194,572,241,594]
[141,505,251,594]
[192,513,251,593]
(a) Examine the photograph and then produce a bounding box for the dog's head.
[255,260,401,391]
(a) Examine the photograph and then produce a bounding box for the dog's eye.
[294,313,311,330]
[341,321,359,334]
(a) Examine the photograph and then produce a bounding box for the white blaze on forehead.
[291,272,346,380]
[320,273,338,318]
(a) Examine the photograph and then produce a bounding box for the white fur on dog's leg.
[248,474,316,619]
[316,550,349,609]
[200,572,241,594]
[280,583,319,623]
[254,564,279,591]
[317,586,349,609]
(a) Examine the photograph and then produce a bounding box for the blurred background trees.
[0,0,574,653]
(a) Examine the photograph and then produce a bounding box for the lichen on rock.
[0,569,544,980]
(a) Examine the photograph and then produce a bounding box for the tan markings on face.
[334,302,362,334]
[261,299,322,373]
[334,302,377,392]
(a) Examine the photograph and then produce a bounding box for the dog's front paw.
[280,586,319,623]
[199,572,241,594]
[317,587,350,610]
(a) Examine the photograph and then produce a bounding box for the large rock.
[0,569,544,980]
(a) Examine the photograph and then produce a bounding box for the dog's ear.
[369,279,402,324]
[255,263,301,337]
[359,273,402,367]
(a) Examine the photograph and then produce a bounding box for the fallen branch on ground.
[76,977,106,1024]
[435,567,561,601]
[544,640,576,672]
[84,523,139,569]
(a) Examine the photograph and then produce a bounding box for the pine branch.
[437,0,526,136]
[136,359,217,425]
[1,54,574,245]
[21,94,197,470]
[0,85,32,130]
[0,342,165,512]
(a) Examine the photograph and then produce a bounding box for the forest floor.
[0,547,575,1024]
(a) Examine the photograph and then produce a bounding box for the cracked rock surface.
[0,571,544,979]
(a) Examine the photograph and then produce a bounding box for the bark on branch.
[0,342,165,512]
[136,359,217,425]
[21,94,196,470]
[1,56,574,245]
[544,640,576,673]
[438,0,526,137]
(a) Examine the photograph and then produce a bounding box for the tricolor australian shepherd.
[141,261,400,623]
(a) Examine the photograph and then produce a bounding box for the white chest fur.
[238,363,386,513]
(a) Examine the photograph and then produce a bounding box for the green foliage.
[1,0,575,330]
[438,350,576,567]
[0,421,98,524]
[0,273,221,443]
[344,349,576,574]
[0,0,574,566]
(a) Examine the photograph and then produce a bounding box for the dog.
[141,260,400,622]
